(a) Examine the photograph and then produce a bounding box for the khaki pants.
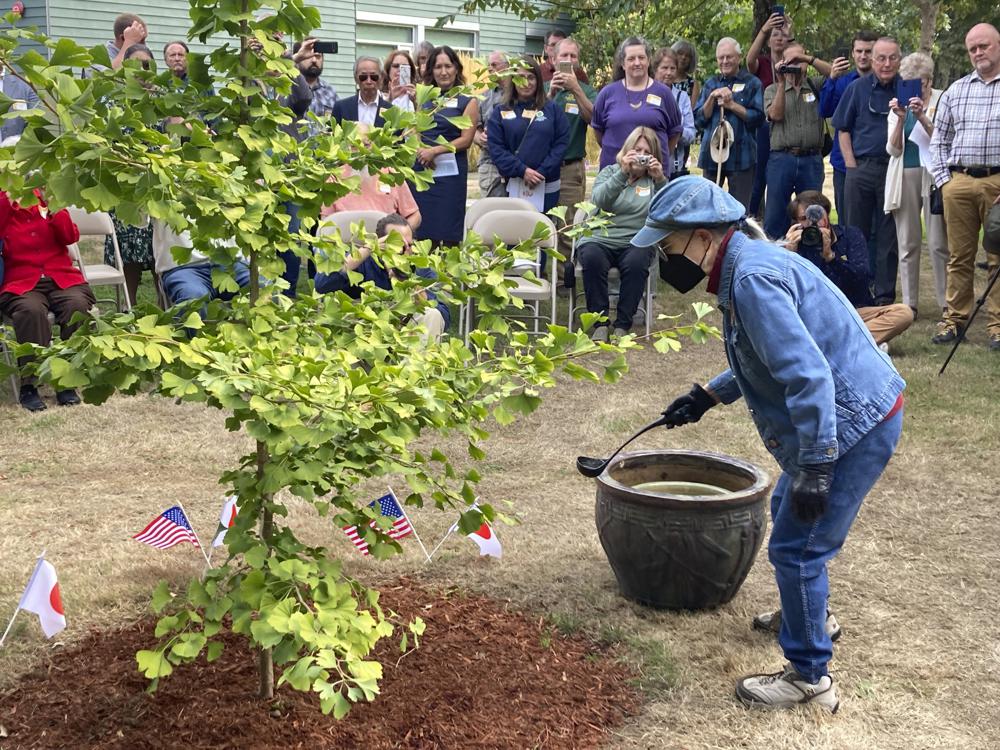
[477,161,505,199]
[857,304,914,345]
[894,167,948,311]
[414,307,445,343]
[557,159,587,285]
[941,172,1000,334]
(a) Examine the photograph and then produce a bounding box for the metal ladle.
[576,414,670,478]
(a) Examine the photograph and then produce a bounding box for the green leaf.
[205,641,224,663]
[136,649,173,679]
[150,581,172,613]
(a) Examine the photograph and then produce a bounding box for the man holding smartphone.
[833,37,903,306]
[820,31,878,220]
[294,37,338,135]
[545,38,598,289]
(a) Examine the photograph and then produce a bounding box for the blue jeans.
[768,407,902,683]
[279,202,302,298]
[748,122,769,216]
[162,262,251,307]
[763,152,824,240]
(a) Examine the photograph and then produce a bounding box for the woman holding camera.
[487,60,569,211]
[591,36,683,172]
[576,126,666,341]
[885,51,947,317]
[383,50,417,112]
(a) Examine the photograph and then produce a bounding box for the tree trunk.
[256,440,274,699]
[913,0,939,54]
[752,0,771,37]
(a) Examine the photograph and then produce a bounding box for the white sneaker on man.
[735,663,839,712]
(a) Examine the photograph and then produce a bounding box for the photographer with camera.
[577,126,666,342]
[785,190,913,347]
[764,43,828,239]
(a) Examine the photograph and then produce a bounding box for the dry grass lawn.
[2,261,999,749]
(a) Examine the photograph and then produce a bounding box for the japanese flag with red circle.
[468,521,502,559]
[18,557,66,638]
[212,495,240,548]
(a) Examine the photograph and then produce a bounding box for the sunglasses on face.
[357,73,379,82]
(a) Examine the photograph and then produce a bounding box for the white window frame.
[356,12,479,55]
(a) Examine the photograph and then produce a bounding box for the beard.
[305,65,322,77]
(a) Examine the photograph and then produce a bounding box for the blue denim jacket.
[706,232,905,473]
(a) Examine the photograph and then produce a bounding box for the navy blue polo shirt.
[831,72,900,159]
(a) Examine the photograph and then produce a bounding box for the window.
[356,12,479,59]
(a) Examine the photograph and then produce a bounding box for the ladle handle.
[604,414,670,467]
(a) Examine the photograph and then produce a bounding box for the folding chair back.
[67,207,132,311]
[464,197,537,233]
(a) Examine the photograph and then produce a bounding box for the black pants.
[0,277,96,385]
[578,242,651,330]
[844,158,898,304]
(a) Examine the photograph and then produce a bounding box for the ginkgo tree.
[0,0,717,717]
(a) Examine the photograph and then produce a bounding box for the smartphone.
[897,78,922,104]
[833,45,851,61]
[399,63,410,86]
[771,4,785,15]
[312,41,338,54]
[557,60,574,75]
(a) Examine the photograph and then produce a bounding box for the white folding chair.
[319,210,387,244]
[568,207,656,337]
[67,207,131,311]
[463,196,538,234]
[1,321,18,400]
[467,210,557,339]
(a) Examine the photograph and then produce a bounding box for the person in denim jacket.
[633,175,905,714]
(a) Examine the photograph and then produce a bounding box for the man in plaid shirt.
[294,37,338,136]
[929,23,1000,349]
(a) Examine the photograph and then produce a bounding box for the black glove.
[790,463,835,523]
[662,383,716,428]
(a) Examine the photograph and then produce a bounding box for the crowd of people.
[1,10,998,416]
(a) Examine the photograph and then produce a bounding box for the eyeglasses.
[873,55,900,64]
[357,73,379,82]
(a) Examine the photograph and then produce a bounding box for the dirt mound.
[0,579,639,749]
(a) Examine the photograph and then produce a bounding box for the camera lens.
[801,226,823,246]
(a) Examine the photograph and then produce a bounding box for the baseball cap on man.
[632,175,746,248]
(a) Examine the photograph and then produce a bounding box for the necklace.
[623,78,650,109]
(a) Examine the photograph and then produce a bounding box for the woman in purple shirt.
[591,36,683,172]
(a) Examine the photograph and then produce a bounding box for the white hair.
[716,37,742,56]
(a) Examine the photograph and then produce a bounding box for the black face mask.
[658,233,708,293]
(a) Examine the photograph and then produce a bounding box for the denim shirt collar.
[714,230,750,311]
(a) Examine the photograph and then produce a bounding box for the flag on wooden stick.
[343,491,414,556]
[18,554,66,638]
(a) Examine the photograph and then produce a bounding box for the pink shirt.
[321,173,420,221]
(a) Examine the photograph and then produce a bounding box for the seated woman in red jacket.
[0,190,96,412]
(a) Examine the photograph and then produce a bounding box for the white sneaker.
[752,608,841,641]
[736,663,839,713]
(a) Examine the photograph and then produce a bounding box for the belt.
[950,165,1000,178]
[563,157,584,165]
[857,155,890,164]
[772,148,821,157]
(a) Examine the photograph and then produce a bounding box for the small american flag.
[133,506,201,550]
[343,492,413,555]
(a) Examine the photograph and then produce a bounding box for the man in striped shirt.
[929,23,1000,349]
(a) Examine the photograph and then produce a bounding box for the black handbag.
[929,185,945,215]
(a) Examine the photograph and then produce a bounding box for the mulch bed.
[0,578,639,749]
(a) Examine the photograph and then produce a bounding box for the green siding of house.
[35,2,543,95]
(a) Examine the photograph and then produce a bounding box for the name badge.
[378,182,392,194]
[522,109,537,119]
[501,110,516,119]
[445,98,459,108]
[11,99,27,111]
[565,102,580,115]
[732,83,746,93]
[803,92,816,103]
[635,185,651,197]
[645,94,662,106]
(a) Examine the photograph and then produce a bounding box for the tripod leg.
[939,261,1000,375]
